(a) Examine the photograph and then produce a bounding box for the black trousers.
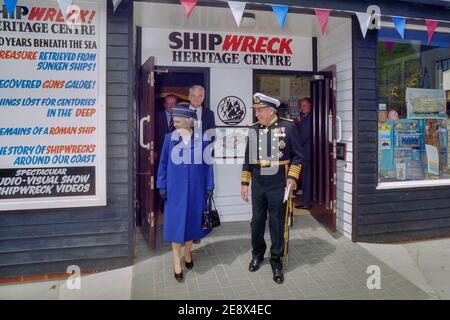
[301,160,312,208]
[250,170,287,269]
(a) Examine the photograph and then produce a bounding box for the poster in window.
[406,88,447,119]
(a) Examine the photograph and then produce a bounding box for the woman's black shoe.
[174,270,183,281]
[185,255,194,269]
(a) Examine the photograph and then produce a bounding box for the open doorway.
[136,61,210,249]
[253,70,337,232]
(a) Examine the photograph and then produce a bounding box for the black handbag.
[201,197,221,231]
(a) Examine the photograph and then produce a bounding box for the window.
[377,33,450,185]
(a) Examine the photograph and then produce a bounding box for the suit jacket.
[297,113,312,161]
[200,107,216,142]
[156,109,172,157]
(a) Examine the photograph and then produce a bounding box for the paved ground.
[0,213,443,300]
[131,214,432,300]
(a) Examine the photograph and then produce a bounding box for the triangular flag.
[112,0,123,12]
[180,0,198,18]
[4,0,18,17]
[355,12,372,38]
[392,16,406,39]
[425,19,438,44]
[384,41,393,55]
[314,9,331,35]
[228,1,246,27]
[272,5,289,29]
[57,0,73,19]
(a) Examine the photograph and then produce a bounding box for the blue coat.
[156,132,214,244]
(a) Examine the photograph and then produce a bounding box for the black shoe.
[248,258,263,272]
[295,204,311,210]
[272,267,284,284]
[174,270,183,281]
[193,239,201,244]
[185,254,194,269]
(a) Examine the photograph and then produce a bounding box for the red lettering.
[267,38,280,54]
[255,37,269,53]
[55,9,65,23]
[79,10,90,23]
[222,35,244,51]
[43,8,57,22]
[279,38,293,54]
[27,7,47,21]
[241,36,256,52]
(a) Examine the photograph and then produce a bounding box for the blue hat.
[171,106,197,120]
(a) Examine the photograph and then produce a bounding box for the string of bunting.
[2,0,124,15]
[1,0,447,44]
[176,0,447,45]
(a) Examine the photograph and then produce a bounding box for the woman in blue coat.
[157,106,214,281]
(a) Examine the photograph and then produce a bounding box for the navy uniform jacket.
[241,116,304,186]
[297,113,312,161]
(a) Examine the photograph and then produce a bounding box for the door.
[137,57,157,248]
[310,70,337,232]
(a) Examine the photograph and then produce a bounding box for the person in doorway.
[295,97,312,210]
[157,106,214,281]
[156,94,178,158]
[188,85,216,139]
[188,85,216,244]
[240,93,303,284]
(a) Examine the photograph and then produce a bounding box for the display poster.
[406,88,447,119]
[425,144,439,175]
[0,0,107,211]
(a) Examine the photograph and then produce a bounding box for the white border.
[377,179,450,190]
[0,0,107,211]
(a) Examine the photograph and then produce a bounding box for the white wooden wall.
[318,20,353,239]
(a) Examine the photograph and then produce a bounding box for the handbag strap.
[209,196,217,211]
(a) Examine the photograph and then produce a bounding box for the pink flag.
[180,0,198,18]
[314,9,331,35]
[425,19,438,44]
[384,41,393,55]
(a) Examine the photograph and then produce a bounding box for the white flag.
[228,1,246,27]
[112,0,123,12]
[57,0,73,19]
[355,12,372,38]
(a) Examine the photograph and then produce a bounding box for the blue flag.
[4,0,18,17]
[392,16,406,39]
[272,5,288,29]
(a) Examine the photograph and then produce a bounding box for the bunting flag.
[180,0,198,18]
[3,0,18,17]
[112,0,123,12]
[425,19,438,44]
[228,1,246,27]
[392,16,406,39]
[384,41,393,55]
[314,8,331,35]
[272,5,289,29]
[355,12,372,38]
[57,0,73,19]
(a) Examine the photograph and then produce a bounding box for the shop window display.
[377,39,450,183]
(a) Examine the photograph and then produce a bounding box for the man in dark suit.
[188,85,216,139]
[188,85,215,244]
[156,94,177,158]
[295,97,312,210]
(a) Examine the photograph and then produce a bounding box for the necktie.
[168,114,174,131]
